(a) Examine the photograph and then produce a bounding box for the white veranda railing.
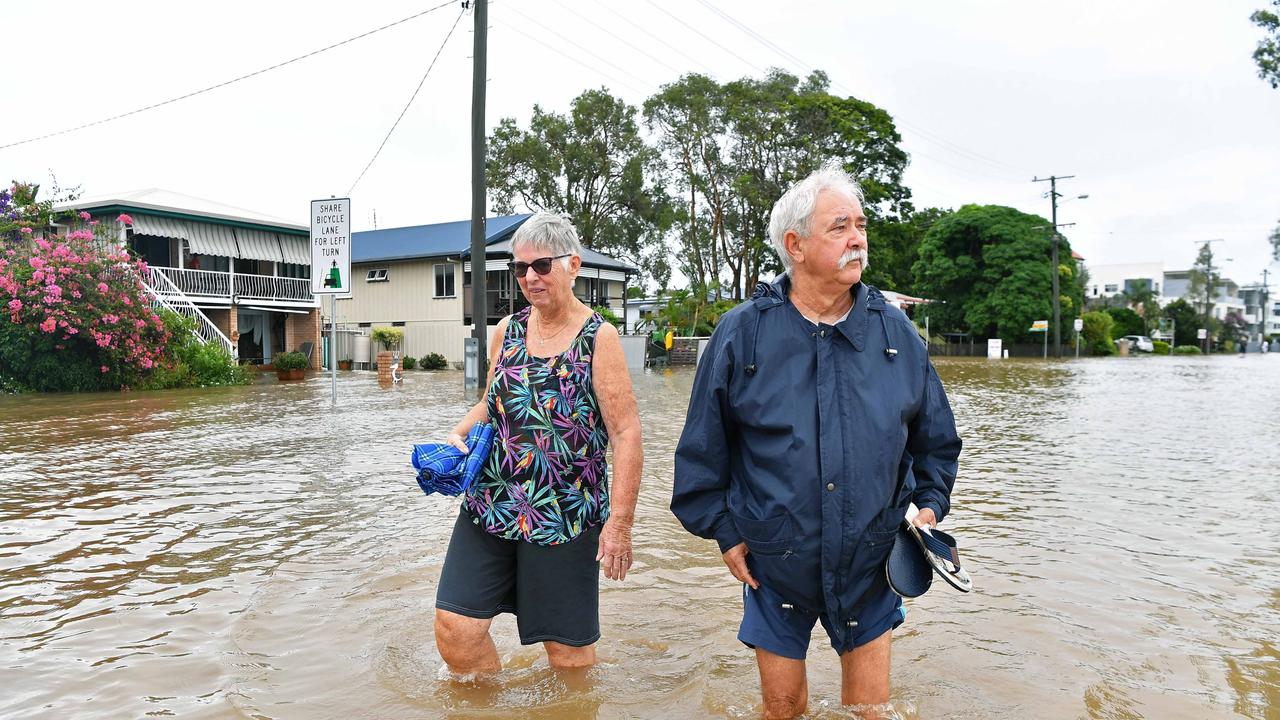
[141,268,234,356]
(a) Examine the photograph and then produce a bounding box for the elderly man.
[671,164,961,718]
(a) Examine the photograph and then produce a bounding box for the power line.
[500,4,656,93]
[642,0,767,76]
[689,0,1032,178]
[348,8,465,196]
[0,1,457,152]
[496,21,652,97]
[545,0,682,78]
[590,3,717,76]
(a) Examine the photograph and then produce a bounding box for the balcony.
[148,266,317,308]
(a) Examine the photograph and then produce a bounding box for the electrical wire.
[0,0,457,152]
[690,0,1034,178]
[496,21,652,97]
[500,4,657,93]
[347,8,465,195]
[544,0,682,78]
[642,0,766,76]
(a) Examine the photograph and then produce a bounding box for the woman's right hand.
[445,432,469,453]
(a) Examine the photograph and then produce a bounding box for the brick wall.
[285,309,323,370]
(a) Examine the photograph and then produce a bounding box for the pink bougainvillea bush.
[1,228,170,392]
[1,181,251,392]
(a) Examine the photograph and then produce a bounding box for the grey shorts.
[435,507,602,647]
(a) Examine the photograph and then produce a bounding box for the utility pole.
[1261,267,1271,349]
[1032,175,1075,357]
[468,0,488,397]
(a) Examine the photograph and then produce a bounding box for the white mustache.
[838,248,869,270]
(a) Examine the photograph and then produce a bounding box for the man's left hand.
[911,507,938,530]
[596,517,634,581]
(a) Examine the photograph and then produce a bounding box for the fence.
[323,326,366,369]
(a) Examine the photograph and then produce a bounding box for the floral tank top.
[464,307,610,545]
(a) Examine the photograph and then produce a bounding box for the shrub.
[592,304,622,327]
[1,213,171,391]
[1152,340,1170,355]
[401,355,417,370]
[421,352,448,370]
[272,351,309,370]
[1174,345,1201,355]
[1081,311,1116,356]
[371,327,403,350]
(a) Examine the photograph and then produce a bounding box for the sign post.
[311,198,352,406]
[1073,317,1084,358]
[1197,327,1208,354]
[1030,320,1049,359]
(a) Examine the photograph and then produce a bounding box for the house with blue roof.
[338,214,638,363]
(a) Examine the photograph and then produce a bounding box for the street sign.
[987,338,1003,359]
[1073,318,1084,332]
[1030,320,1049,332]
[311,198,351,295]
[1197,328,1208,340]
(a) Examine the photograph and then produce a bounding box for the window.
[366,268,388,282]
[1104,284,1118,293]
[392,321,405,327]
[279,262,309,279]
[434,263,455,297]
[358,322,371,328]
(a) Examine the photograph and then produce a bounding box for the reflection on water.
[1,356,1277,719]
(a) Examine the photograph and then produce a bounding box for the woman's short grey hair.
[511,212,585,270]
[767,163,865,271]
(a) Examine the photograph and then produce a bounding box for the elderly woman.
[434,213,642,672]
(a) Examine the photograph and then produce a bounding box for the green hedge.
[1173,345,1201,355]
[1152,340,1170,355]
[420,352,448,370]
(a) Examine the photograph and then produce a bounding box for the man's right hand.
[722,542,759,589]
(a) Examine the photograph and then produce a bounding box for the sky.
[3,0,1278,289]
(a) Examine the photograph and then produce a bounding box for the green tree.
[1253,1,1280,88]
[1163,298,1202,346]
[1081,310,1116,356]
[1188,241,1221,330]
[643,74,728,297]
[487,88,674,287]
[912,204,1083,343]
[644,69,913,300]
[1106,307,1145,338]
[1269,220,1279,261]
[1120,279,1161,333]
[861,207,950,295]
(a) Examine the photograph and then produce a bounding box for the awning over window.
[131,215,240,257]
[280,236,309,265]
[234,228,284,263]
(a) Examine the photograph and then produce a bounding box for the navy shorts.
[738,582,905,660]
[435,507,602,647]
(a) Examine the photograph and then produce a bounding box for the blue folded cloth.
[411,422,494,496]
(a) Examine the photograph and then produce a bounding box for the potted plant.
[273,351,309,381]
[337,359,352,371]
[370,327,404,353]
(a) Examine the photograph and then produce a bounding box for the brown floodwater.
[1,355,1277,719]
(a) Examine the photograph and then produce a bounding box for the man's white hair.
[511,212,584,270]
[767,163,866,271]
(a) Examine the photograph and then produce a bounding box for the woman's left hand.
[596,517,633,581]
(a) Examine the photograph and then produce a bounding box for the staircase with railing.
[141,267,234,356]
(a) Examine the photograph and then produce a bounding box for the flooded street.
[1,355,1278,719]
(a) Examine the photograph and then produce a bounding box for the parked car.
[1119,335,1154,353]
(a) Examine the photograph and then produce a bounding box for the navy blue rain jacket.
[671,275,961,632]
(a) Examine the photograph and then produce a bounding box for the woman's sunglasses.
[508,254,571,276]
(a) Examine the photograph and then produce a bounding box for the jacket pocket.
[732,512,796,557]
